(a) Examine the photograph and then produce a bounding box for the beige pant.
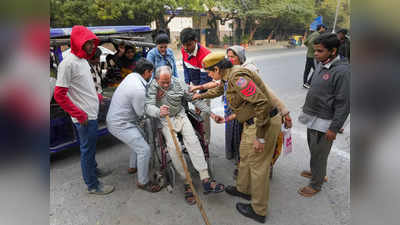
[161,114,210,181]
[236,115,281,216]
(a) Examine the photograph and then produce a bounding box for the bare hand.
[225,114,236,122]
[78,113,88,126]
[283,114,292,128]
[253,139,265,153]
[195,107,201,115]
[159,105,169,117]
[156,89,165,100]
[80,119,88,126]
[325,130,336,141]
[211,113,225,124]
[192,93,202,100]
[189,85,201,93]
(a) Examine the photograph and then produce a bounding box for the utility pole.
[332,0,341,32]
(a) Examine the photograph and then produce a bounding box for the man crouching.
[145,66,225,205]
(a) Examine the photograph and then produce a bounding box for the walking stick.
[165,115,211,225]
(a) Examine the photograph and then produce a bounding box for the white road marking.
[211,106,350,160]
[286,128,350,160]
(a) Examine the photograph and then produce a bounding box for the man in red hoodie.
[54,25,114,195]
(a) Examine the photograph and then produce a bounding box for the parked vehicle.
[50,25,156,153]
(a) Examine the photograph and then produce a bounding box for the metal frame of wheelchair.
[151,107,213,192]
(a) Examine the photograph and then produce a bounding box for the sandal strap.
[138,181,161,192]
[203,179,224,192]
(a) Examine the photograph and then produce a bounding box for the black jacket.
[303,57,350,133]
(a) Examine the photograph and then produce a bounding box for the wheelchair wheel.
[206,157,213,179]
[166,163,176,189]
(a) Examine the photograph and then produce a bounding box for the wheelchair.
[149,100,213,192]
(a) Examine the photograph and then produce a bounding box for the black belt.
[245,108,278,125]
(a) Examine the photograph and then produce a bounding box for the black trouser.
[307,129,333,191]
[303,57,315,84]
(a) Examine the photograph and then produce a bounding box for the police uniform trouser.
[236,115,281,216]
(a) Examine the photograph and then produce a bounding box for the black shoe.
[302,83,310,89]
[236,202,266,223]
[225,185,251,200]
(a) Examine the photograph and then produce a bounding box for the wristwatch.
[257,138,265,144]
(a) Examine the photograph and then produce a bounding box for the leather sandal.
[184,184,196,205]
[128,168,137,174]
[202,179,225,194]
[298,186,320,197]
[137,181,162,193]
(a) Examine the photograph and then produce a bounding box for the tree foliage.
[315,0,350,30]
[50,0,203,28]
[50,0,350,41]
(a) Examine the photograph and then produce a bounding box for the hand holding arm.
[159,105,169,117]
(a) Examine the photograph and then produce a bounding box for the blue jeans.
[74,120,99,190]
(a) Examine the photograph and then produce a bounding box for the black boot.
[225,185,251,200]
[236,202,266,223]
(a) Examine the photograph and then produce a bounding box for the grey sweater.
[145,77,210,118]
[302,57,350,133]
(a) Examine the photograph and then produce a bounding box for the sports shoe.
[88,183,115,195]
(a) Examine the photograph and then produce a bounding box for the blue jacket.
[146,47,178,78]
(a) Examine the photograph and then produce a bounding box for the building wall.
[151,16,236,48]
[169,17,193,49]
[218,20,234,42]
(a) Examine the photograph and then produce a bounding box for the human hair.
[135,58,154,75]
[125,45,135,53]
[155,65,172,79]
[91,47,102,60]
[313,33,341,51]
[180,27,197,44]
[207,58,233,71]
[155,30,170,44]
[317,24,327,31]
[337,28,348,35]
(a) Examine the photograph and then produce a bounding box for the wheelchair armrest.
[186,109,204,123]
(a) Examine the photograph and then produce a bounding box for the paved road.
[50,47,350,225]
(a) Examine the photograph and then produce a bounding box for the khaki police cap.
[202,52,226,69]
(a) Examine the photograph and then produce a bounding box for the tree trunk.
[207,11,220,46]
[241,18,246,38]
[267,30,274,41]
[249,23,259,43]
[156,14,168,31]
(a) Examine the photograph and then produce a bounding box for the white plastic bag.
[281,124,293,154]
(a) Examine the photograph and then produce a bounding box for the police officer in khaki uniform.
[194,52,288,223]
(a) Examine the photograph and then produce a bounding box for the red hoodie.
[54,26,100,124]
[70,25,99,59]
